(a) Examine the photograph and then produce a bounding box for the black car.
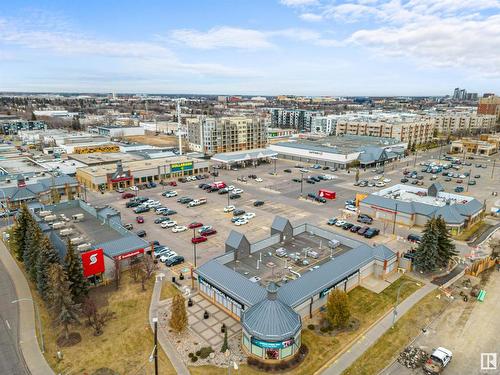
[350,225,361,233]
[342,223,354,230]
[126,201,141,208]
[253,200,265,207]
[315,196,326,203]
[322,166,330,170]
[133,206,150,214]
[407,234,422,243]
[400,178,408,183]
[284,169,292,173]
[306,179,315,184]
[307,193,316,199]
[230,193,241,199]
[311,176,321,182]
[136,230,147,237]
[357,214,373,224]
[177,197,193,204]
[218,188,229,194]
[154,217,170,224]
[364,228,380,238]
[292,178,302,183]
[233,209,245,216]
[202,185,212,190]
[248,174,257,179]
[162,209,177,216]
[208,187,219,192]
[165,255,184,267]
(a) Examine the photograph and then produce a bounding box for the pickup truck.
[423,347,453,374]
[187,198,207,207]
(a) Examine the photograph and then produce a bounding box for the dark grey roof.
[97,235,150,258]
[455,199,484,216]
[433,205,465,225]
[271,216,290,232]
[225,230,248,250]
[372,244,397,261]
[358,147,388,164]
[277,244,376,307]
[242,284,301,341]
[196,260,267,306]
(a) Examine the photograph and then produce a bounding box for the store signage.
[114,248,144,261]
[110,175,132,183]
[171,161,193,172]
[251,337,294,349]
[74,144,120,154]
[81,248,105,277]
[309,151,323,155]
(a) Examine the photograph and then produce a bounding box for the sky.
[0,0,499,96]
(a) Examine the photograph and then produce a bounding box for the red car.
[188,222,203,229]
[201,229,217,237]
[122,192,135,199]
[168,181,177,187]
[191,236,207,244]
[136,216,144,224]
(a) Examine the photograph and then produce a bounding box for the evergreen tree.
[23,221,43,281]
[36,236,60,301]
[326,289,350,328]
[435,216,458,267]
[64,239,88,302]
[414,218,440,272]
[220,329,229,353]
[10,204,30,261]
[169,294,187,332]
[48,263,80,340]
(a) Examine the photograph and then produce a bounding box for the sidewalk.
[0,241,54,375]
[321,282,437,375]
[149,274,190,375]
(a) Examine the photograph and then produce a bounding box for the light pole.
[466,169,472,192]
[391,281,419,327]
[300,172,304,197]
[151,317,159,375]
[12,298,44,353]
[192,228,197,268]
[392,202,398,236]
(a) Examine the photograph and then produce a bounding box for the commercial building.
[92,125,145,137]
[270,109,314,132]
[211,148,278,168]
[267,128,296,141]
[269,135,406,169]
[187,116,267,156]
[359,183,484,235]
[478,95,500,120]
[433,113,496,134]
[29,199,149,284]
[76,156,209,191]
[450,138,497,156]
[196,217,398,362]
[0,120,47,135]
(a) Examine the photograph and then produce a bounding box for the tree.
[24,222,43,282]
[51,188,61,204]
[414,218,440,272]
[10,204,31,261]
[64,239,88,302]
[435,216,458,268]
[48,263,80,340]
[36,236,60,301]
[220,328,229,353]
[326,289,350,329]
[81,297,115,336]
[140,254,157,291]
[31,111,37,121]
[169,294,187,332]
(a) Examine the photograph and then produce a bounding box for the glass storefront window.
[243,335,250,351]
[251,345,263,358]
[281,345,292,359]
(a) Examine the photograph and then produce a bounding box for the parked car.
[161,220,177,228]
[327,218,337,225]
[133,206,150,214]
[235,219,248,226]
[350,225,361,233]
[224,205,236,212]
[200,229,217,236]
[468,180,476,185]
[188,222,203,229]
[342,223,354,230]
[233,188,244,194]
[136,216,144,224]
[122,192,135,199]
[229,193,241,200]
[191,236,207,244]
[407,234,422,243]
[292,178,302,183]
[159,252,178,263]
[364,228,380,238]
[335,220,346,227]
[233,209,246,216]
[474,174,481,178]
[154,217,170,224]
[243,212,256,220]
[455,186,464,192]
[345,204,357,212]
[172,225,188,233]
[162,191,177,197]
[357,226,369,235]
[123,223,133,230]
[135,230,147,237]
[126,201,141,208]
[357,214,373,224]
[253,200,265,207]
[284,169,292,173]
[400,178,408,183]
[165,255,184,267]
[177,197,193,204]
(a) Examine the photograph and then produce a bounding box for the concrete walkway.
[321,282,437,375]
[149,275,190,375]
[0,241,54,375]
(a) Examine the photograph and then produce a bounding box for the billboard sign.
[251,337,294,349]
[171,161,193,173]
[81,248,105,277]
[115,248,144,261]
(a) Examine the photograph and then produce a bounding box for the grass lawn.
[190,276,421,375]
[342,290,448,375]
[454,220,490,241]
[28,270,177,375]
[160,280,180,301]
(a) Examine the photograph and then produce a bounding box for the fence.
[465,256,497,277]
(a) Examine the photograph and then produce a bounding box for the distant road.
[0,259,28,375]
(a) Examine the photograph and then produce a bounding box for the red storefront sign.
[81,248,105,277]
[318,189,336,199]
[110,176,132,183]
[114,248,144,261]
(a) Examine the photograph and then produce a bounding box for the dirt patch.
[56,332,82,347]
[125,134,179,147]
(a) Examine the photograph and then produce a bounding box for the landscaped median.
[341,290,448,375]
[189,276,421,375]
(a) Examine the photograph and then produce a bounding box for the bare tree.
[140,254,157,291]
[81,297,116,336]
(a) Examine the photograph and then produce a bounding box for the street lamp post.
[391,281,419,327]
[192,228,197,268]
[300,172,304,197]
[466,169,472,192]
[12,298,44,353]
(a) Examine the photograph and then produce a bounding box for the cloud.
[299,13,323,22]
[280,0,318,7]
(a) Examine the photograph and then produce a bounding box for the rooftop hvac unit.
[44,214,57,222]
[77,243,92,252]
[52,221,66,230]
[70,236,84,245]
[59,228,74,237]
[39,210,52,217]
[72,213,84,222]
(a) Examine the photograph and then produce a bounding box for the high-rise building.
[187,116,267,155]
[270,109,314,131]
[453,88,460,100]
[478,95,500,120]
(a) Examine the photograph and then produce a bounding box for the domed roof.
[241,283,301,342]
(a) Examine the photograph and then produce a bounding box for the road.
[0,259,28,375]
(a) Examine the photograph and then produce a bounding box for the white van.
[328,239,340,249]
[275,247,288,257]
[307,250,319,259]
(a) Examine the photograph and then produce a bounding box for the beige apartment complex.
[433,113,497,134]
[187,116,267,155]
[335,119,434,145]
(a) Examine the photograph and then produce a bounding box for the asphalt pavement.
[0,259,28,375]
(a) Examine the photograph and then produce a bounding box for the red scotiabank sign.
[81,248,105,277]
[114,248,144,261]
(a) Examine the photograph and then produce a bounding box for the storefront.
[199,276,244,319]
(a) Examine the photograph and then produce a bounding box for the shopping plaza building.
[195,217,399,362]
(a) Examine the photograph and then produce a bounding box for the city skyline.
[0,0,499,95]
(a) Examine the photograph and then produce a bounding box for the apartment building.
[433,113,496,134]
[311,115,338,135]
[335,119,434,146]
[478,95,500,120]
[187,116,267,156]
[270,109,314,132]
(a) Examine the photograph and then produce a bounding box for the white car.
[161,220,177,228]
[322,174,334,180]
[130,185,139,191]
[243,212,256,220]
[224,205,235,213]
[345,204,357,212]
[335,220,346,227]
[159,252,177,262]
[233,188,244,194]
[459,174,466,179]
[375,181,386,187]
[198,225,212,233]
[235,219,248,226]
[373,175,381,180]
[172,225,187,233]
[382,178,391,183]
[255,178,263,182]
[165,191,177,197]
[227,185,234,191]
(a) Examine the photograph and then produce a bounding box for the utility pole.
[466,169,472,192]
[153,317,159,375]
[192,228,197,268]
[300,172,304,197]
[392,202,398,236]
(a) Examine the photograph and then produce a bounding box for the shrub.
[307,324,315,330]
[320,327,328,333]
[188,352,194,358]
[191,356,198,362]
[195,350,201,356]
[198,346,214,359]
